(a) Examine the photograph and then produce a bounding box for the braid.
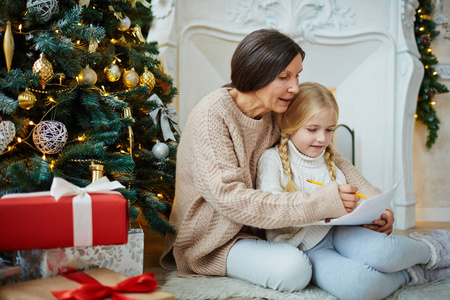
[324,143,336,181]
[278,133,298,192]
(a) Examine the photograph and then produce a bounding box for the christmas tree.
[0,0,178,235]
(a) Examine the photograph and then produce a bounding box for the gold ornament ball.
[77,66,97,86]
[104,63,121,82]
[18,88,37,110]
[33,53,54,89]
[140,67,156,91]
[117,16,131,31]
[123,69,139,88]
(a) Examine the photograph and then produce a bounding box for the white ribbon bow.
[50,177,125,247]
[148,94,182,142]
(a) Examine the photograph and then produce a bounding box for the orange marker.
[306,179,367,199]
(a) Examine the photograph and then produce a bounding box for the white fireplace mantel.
[148,0,424,230]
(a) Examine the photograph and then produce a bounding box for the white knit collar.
[288,140,325,168]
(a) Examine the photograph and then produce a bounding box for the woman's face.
[290,108,337,158]
[253,53,303,114]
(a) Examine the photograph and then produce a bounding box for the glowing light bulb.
[419,27,425,31]
[17,137,22,143]
[431,101,436,106]
[42,154,46,160]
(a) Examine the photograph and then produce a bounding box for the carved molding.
[152,0,174,19]
[436,64,450,79]
[434,0,450,39]
[401,0,419,27]
[226,0,355,41]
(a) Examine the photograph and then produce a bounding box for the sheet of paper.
[298,181,400,226]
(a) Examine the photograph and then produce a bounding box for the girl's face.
[290,108,337,158]
[252,53,303,115]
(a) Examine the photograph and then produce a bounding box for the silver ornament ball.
[78,66,97,86]
[117,16,131,31]
[104,63,121,82]
[152,142,169,159]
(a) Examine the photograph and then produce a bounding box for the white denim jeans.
[226,238,312,292]
[305,226,431,300]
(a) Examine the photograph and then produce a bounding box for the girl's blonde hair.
[277,82,339,192]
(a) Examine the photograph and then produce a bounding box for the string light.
[430,101,436,106]
[419,27,425,31]
[29,121,34,125]
[77,134,86,141]
[432,71,437,76]
[17,137,22,143]
[42,154,46,160]
[18,24,22,33]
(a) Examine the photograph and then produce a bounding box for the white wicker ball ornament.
[0,121,16,154]
[27,0,59,22]
[152,141,169,159]
[32,120,68,154]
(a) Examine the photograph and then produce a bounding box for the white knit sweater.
[257,140,347,250]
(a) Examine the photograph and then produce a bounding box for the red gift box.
[0,181,129,251]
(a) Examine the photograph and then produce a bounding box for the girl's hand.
[338,184,360,213]
[363,209,395,235]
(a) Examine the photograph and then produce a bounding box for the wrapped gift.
[0,177,129,251]
[16,228,144,281]
[0,268,176,300]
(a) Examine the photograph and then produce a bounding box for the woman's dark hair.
[230,29,305,92]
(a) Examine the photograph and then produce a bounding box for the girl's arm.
[189,112,348,229]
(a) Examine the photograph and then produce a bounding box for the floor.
[142,221,450,299]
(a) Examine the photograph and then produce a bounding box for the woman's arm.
[335,152,394,234]
[188,109,348,229]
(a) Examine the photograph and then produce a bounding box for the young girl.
[256,82,450,299]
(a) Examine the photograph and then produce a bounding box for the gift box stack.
[0,177,175,299]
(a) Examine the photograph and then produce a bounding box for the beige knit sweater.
[160,88,380,277]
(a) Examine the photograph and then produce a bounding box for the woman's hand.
[338,184,361,213]
[363,209,395,235]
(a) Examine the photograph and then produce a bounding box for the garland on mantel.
[414,0,449,149]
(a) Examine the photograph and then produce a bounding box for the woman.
[160,29,388,292]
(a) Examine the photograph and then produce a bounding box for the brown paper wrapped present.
[0,268,175,300]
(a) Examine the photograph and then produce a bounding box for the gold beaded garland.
[18,88,37,110]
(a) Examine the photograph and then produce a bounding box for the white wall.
[413,0,450,222]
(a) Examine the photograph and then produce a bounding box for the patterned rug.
[161,271,450,300]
